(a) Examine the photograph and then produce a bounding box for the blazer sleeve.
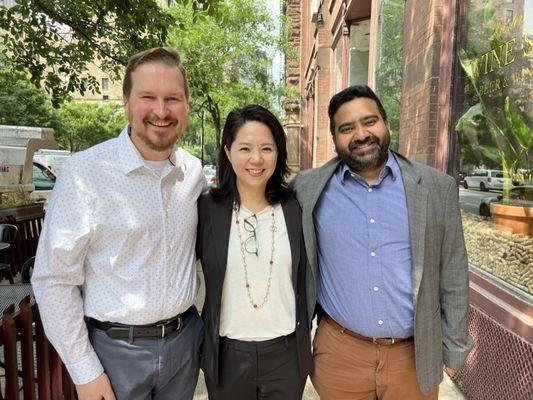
[439,179,474,370]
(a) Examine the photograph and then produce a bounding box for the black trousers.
[206,332,306,400]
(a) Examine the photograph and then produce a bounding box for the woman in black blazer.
[196,105,312,399]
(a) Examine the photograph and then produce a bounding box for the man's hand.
[75,373,116,400]
[444,365,457,378]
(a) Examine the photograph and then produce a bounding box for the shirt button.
[370,218,375,224]
[169,245,173,252]
[378,320,384,325]
[370,251,376,257]
[368,188,373,193]
[373,286,379,292]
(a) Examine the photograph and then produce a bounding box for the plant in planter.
[455,50,533,236]
[455,49,533,200]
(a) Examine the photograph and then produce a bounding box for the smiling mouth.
[148,121,174,128]
[247,169,264,177]
[352,142,377,153]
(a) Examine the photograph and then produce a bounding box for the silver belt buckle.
[157,323,166,338]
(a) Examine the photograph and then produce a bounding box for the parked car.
[478,185,533,217]
[203,167,217,187]
[33,149,71,176]
[29,161,56,203]
[463,169,512,191]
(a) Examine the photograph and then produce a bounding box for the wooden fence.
[0,296,75,399]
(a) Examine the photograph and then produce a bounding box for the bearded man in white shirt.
[32,47,205,400]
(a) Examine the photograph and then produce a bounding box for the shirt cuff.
[65,350,104,385]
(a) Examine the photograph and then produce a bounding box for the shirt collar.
[340,150,400,184]
[117,125,182,175]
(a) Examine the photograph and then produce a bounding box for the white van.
[33,149,71,175]
[463,169,512,191]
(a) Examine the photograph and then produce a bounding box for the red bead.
[269,261,273,265]
[246,284,250,288]
[236,220,239,224]
[253,304,258,308]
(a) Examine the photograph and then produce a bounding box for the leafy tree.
[55,101,127,152]
[168,0,289,147]
[0,52,61,131]
[0,0,221,105]
[374,0,405,150]
[180,111,217,165]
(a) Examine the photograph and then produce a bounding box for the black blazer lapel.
[282,197,301,291]
[210,196,233,280]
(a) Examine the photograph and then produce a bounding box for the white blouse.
[219,203,296,341]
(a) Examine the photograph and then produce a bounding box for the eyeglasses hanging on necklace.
[243,214,259,256]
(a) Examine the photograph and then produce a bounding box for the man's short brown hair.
[122,47,189,99]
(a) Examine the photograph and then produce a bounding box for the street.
[458,187,500,215]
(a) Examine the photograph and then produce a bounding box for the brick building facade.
[284,0,464,174]
[283,2,533,399]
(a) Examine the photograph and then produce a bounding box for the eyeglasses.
[243,214,259,256]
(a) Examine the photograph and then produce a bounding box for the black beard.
[336,134,389,173]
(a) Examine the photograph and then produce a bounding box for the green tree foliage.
[180,112,217,165]
[0,0,220,105]
[0,53,61,131]
[55,101,127,152]
[168,0,289,147]
[374,0,405,150]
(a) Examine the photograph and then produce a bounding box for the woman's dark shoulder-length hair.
[210,104,292,205]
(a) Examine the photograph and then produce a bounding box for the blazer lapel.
[210,197,233,279]
[301,157,341,276]
[396,155,428,308]
[281,198,301,291]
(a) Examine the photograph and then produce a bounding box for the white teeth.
[248,169,263,175]
[149,121,172,127]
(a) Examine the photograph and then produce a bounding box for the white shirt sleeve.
[31,162,104,385]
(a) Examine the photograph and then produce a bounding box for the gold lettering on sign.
[504,38,516,66]
[472,38,517,78]
[524,28,533,58]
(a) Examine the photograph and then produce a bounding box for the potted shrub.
[456,50,533,236]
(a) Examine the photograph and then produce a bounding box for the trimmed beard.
[335,131,390,173]
[131,121,180,152]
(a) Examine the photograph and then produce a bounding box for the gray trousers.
[88,309,203,400]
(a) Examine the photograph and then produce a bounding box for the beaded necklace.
[234,203,276,309]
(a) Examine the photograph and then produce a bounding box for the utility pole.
[201,110,205,166]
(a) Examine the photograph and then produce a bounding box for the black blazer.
[196,192,313,384]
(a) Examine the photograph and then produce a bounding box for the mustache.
[348,136,380,151]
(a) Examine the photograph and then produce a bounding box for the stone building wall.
[283,0,303,174]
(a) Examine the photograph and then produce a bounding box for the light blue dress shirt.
[314,151,414,338]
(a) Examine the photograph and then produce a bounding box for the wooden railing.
[0,203,45,279]
[0,296,75,399]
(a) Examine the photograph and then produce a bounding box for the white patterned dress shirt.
[32,127,204,385]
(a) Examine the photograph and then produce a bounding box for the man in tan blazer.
[292,85,473,399]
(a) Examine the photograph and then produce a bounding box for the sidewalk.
[193,372,466,399]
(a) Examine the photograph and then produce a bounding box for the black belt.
[88,306,195,339]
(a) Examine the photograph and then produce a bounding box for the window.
[349,20,370,86]
[374,0,405,150]
[334,43,343,93]
[505,0,513,3]
[452,0,532,295]
[102,95,109,101]
[101,78,109,91]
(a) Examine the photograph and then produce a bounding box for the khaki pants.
[311,318,438,400]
